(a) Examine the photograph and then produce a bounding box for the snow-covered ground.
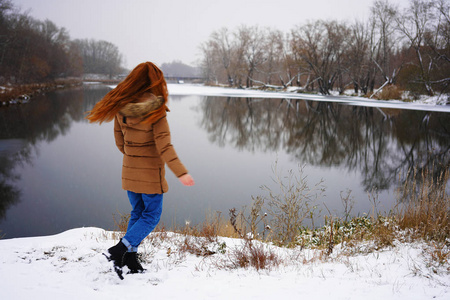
[1,227,448,300]
[164,84,450,113]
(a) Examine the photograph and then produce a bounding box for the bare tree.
[348,20,372,94]
[231,26,250,87]
[369,0,402,94]
[424,0,450,93]
[396,0,436,95]
[210,28,234,86]
[260,28,286,86]
[291,20,350,95]
[199,40,218,84]
[326,21,351,94]
[237,25,266,88]
[0,0,14,77]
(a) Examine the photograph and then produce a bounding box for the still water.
[1,84,449,239]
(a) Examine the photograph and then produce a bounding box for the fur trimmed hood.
[119,93,164,118]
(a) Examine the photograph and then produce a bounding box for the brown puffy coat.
[113,94,188,194]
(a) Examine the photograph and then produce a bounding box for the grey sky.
[14,0,410,69]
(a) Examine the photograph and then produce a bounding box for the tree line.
[199,0,450,97]
[0,0,124,84]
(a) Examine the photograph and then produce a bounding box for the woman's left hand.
[179,174,195,186]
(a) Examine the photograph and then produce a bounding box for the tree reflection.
[0,154,21,220]
[0,85,110,221]
[200,96,450,191]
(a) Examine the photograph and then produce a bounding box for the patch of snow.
[415,94,449,106]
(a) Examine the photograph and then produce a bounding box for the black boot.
[124,252,145,274]
[105,240,128,280]
[106,240,128,267]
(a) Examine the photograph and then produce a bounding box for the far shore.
[0,79,84,105]
[2,79,449,112]
[0,78,126,106]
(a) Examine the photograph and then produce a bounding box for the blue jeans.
[122,191,163,252]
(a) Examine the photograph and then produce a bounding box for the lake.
[0,84,449,239]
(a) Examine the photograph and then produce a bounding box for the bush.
[376,85,403,100]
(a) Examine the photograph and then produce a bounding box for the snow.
[166,84,450,113]
[0,227,448,299]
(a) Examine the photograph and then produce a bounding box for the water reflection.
[200,97,450,191]
[0,85,109,224]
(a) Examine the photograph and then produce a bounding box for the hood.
[119,93,164,118]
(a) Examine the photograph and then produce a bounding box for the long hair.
[86,62,169,124]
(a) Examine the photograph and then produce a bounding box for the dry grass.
[395,167,449,243]
[228,240,280,270]
[111,210,129,240]
[261,163,326,247]
[427,242,450,270]
[181,211,240,240]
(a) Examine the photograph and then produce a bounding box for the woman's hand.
[179,174,195,186]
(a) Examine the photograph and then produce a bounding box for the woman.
[86,62,194,278]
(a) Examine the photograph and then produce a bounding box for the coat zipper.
[159,167,164,193]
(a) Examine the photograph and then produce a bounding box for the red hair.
[86,62,169,124]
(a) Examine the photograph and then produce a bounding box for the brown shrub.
[376,84,403,100]
[230,240,279,270]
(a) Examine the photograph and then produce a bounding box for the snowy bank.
[164,84,450,113]
[0,227,448,300]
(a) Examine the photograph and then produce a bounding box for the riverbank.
[167,84,450,113]
[0,79,83,106]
